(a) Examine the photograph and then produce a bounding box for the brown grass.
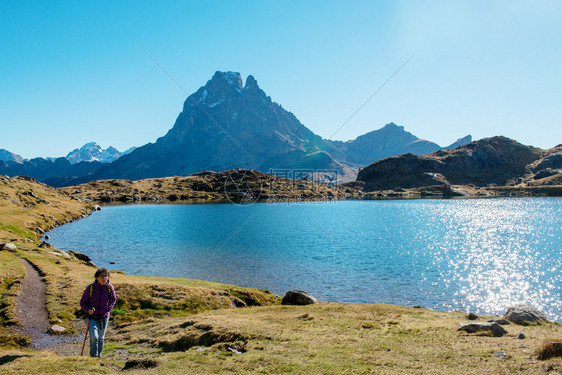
[1,176,561,374]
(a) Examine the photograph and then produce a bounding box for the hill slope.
[357,136,561,191]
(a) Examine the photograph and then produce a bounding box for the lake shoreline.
[49,197,562,323]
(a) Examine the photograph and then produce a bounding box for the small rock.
[468,312,478,320]
[36,227,44,235]
[516,332,525,339]
[227,347,242,355]
[48,251,71,259]
[281,290,319,305]
[0,242,17,251]
[49,325,66,334]
[503,304,549,324]
[109,261,115,264]
[92,204,102,211]
[493,350,507,359]
[44,234,50,240]
[458,322,508,337]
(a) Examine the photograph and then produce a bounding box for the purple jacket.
[80,281,117,320]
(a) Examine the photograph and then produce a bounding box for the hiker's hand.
[88,308,94,315]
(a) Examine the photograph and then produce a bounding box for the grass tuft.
[537,340,562,360]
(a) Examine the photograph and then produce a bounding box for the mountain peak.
[0,149,24,163]
[210,71,243,90]
[382,122,404,131]
[244,74,257,89]
[66,142,123,164]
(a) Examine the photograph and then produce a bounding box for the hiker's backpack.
[88,283,114,305]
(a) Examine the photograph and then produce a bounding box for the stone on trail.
[516,332,526,339]
[49,325,66,334]
[503,304,549,324]
[281,290,319,305]
[458,322,508,337]
[467,312,478,320]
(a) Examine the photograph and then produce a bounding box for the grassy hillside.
[1,175,561,373]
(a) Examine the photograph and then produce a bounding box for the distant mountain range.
[0,149,24,163]
[0,143,134,164]
[0,71,471,187]
[65,142,136,164]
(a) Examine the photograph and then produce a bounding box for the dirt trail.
[12,258,81,354]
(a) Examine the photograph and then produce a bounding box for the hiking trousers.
[85,317,109,357]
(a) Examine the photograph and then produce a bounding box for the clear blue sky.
[1,0,560,159]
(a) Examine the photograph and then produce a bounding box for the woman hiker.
[80,268,117,357]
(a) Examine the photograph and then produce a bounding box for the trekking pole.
[81,318,91,356]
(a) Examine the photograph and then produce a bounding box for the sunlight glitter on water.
[49,198,562,321]
[433,199,561,319]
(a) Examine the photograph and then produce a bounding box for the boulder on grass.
[281,290,319,305]
[0,242,17,251]
[458,322,508,337]
[68,250,91,262]
[503,304,549,324]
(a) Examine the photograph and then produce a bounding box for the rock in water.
[458,322,508,337]
[281,290,319,305]
[503,304,549,324]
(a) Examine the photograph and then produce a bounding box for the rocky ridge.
[58,169,358,204]
[355,136,562,197]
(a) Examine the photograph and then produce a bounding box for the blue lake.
[49,198,562,321]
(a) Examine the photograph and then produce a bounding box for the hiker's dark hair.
[94,268,110,279]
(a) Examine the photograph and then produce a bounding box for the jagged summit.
[66,142,125,164]
[212,71,243,89]
[191,71,271,110]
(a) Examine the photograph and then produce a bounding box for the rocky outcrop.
[357,136,545,191]
[503,304,549,324]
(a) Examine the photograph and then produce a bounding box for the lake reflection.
[49,198,562,321]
